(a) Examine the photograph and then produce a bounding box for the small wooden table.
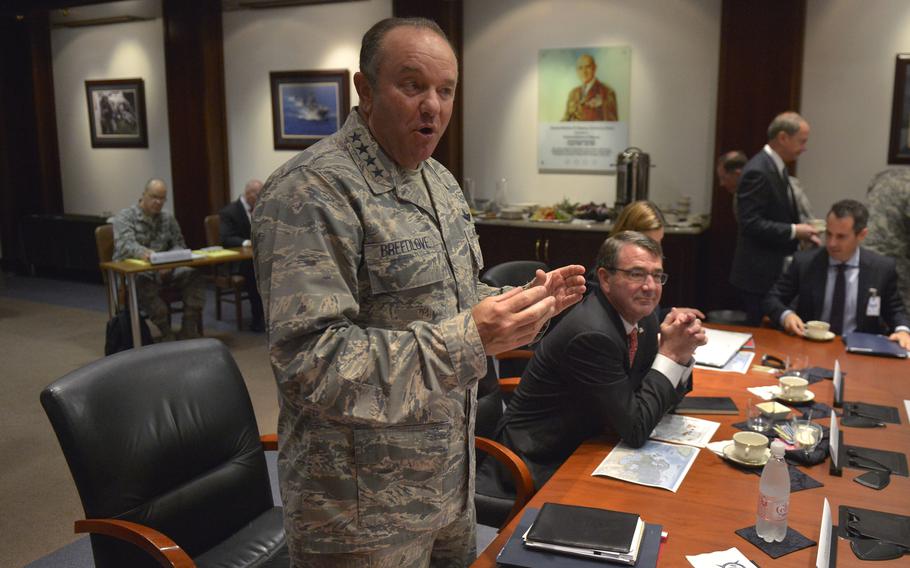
[472,326,910,567]
[100,247,253,348]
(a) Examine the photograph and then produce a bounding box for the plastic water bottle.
[756,440,789,542]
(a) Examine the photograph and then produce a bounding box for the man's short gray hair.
[144,178,166,194]
[767,111,806,140]
[596,231,663,272]
[360,17,453,87]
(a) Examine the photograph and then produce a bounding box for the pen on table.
[849,347,873,352]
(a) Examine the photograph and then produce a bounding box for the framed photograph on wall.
[888,54,910,164]
[85,78,147,148]
[270,69,350,150]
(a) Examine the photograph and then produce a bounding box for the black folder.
[526,503,642,555]
[672,396,738,415]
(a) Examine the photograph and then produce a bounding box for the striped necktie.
[628,327,639,364]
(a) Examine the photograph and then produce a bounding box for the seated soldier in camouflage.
[113,178,206,341]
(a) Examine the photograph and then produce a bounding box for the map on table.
[592,440,699,492]
[648,414,719,448]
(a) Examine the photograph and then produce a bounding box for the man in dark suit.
[731,112,821,325]
[763,199,910,349]
[482,231,706,489]
[219,179,265,332]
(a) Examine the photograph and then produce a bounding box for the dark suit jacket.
[730,150,800,294]
[485,287,691,490]
[763,246,910,334]
[219,199,251,248]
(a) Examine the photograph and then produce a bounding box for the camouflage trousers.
[291,505,476,568]
[135,266,206,333]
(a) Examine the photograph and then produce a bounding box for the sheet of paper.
[686,547,758,568]
[694,328,753,368]
[747,385,779,401]
[695,350,754,374]
[592,440,699,492]
[649,414,720,448]
[904,400,910,423]
[828,410,840,467]
[816,498,832,568]
[833,360,842,403]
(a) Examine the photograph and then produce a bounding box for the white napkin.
[747,385,779,401]
[706,440,732,457]
[687,547,758,567]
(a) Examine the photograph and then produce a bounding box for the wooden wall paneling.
[392,0,463,184]
[162,0,229,249]
[0,9,63,271]
[706,0,806,312]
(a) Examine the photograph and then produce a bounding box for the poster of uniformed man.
[538,46,630,173]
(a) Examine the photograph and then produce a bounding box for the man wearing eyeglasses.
[113,178,206,341]
[479,231,707,491]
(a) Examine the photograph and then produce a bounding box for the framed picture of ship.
[270,69,350,150]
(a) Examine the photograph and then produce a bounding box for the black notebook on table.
[523,503,644,564]
[673,396,738,415]
[498,507,661,568]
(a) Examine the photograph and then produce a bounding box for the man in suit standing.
[730,112,821,325]
[219,179,265,332]
[482,231,706,489]
[763,199,910,348]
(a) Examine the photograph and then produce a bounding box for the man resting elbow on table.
[479,231,708,491]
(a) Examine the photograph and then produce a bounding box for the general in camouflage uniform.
[254,108,496,564]
[113,179,206,341]
[252,18,585,568]
[865,168,910,311]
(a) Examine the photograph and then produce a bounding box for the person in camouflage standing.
[865,168,910,310]
[113,178,206,341]
[252,17,586,568]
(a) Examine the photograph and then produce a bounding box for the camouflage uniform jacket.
[112,204,187,261]
[252,110,499,554]
[866,168,910,309]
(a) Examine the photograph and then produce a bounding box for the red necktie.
[628,327,638,364]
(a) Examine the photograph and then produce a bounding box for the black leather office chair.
[480,260,549,288]
[40,339,288,568]
[474,358,535,530]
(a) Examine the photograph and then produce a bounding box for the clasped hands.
[473,265,586,355]
[659,307,707,365]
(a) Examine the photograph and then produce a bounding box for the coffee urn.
[615,147,650,211]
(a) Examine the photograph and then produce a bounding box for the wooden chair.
[203,215,249,331]
[95,224,188,329]
[475,356,536,529]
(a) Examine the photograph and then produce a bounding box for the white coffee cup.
[805,320,830,339]
[732,431,769,461]
[779,376,809,399]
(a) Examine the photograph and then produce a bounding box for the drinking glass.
[786,353,810,378]
[791,418,822,456]
[747,398,770,433]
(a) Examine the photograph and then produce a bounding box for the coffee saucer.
[722,444,771,467]
[805,331,835,342]
[776,389,816,403]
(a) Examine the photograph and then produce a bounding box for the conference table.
[472,325,910,567]
[99,247,253,348]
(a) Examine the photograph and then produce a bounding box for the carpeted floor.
[0,274,278,568]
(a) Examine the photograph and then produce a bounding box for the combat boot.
[178,308,203,340]
[149,313,176,343]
